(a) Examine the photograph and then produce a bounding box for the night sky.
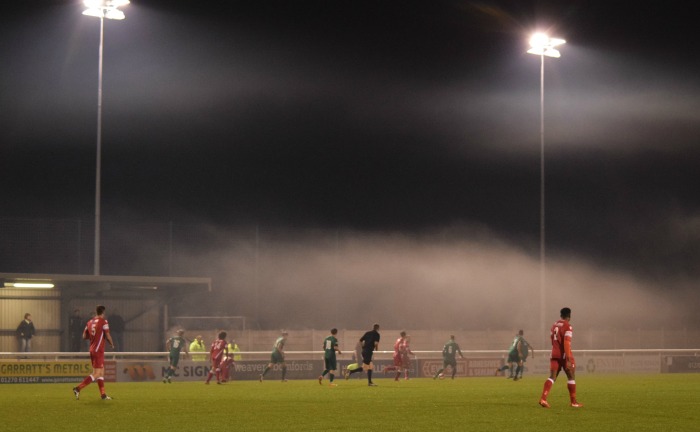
[2,1,699,330]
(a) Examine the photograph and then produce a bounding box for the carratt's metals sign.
[0,361,95,384]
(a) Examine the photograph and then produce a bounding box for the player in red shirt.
[205,331,228,384]
[72,305,115,401]
[539,307,583,408]
[398,334,414,380]
[383,331,414,381]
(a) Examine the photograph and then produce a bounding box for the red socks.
[540,378,554,400]
[77,375,94,391]
[97,377,105,396]
[567,380,577,402]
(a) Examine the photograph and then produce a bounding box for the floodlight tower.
[82,0,129,275]
[527,32,565,344]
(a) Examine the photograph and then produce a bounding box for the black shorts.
[362,350,374,365]
[443,358,457,369]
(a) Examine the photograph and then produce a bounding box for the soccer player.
[319,328,342,386]
[495,330,533,380]
[433,335,464,380]
[72,305,115,400]
[344,341,363,379]
[347,323,380,386]
[400,334,415,380]
[205,331,228,384]
[384,331,413,380]
[164,329,189,383]
[220,340,240,382]
[260,331,288,382]
[539,307,583,408]
[382,331,405,376]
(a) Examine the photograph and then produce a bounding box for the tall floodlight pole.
[527,32,565,345]
[82,0,129,275]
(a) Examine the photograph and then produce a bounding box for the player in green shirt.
[433,335,464,379]
[260,331,288,382]
[318,328,342,386]
[164,329,189,383]
[495,330,533,380]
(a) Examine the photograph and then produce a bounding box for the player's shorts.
[169,353,181,368]
[550,358,567,372]
[324,356,337,371]
[362,350,374,366]
[400,354,411,369]
[507,351,520,363]
[443,358,457,369]
[90,351,105,369]
[392,353,402,367]
[271,350,284,364]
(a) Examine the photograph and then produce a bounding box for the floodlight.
[4,282,55,289]
[527,33,566,58]
[105,9,126,20]
[526,31,565,346]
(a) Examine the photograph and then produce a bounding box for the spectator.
[16,313,36,352]
[189,335,207,361]
[69,309,84,352]
[230,340,242,361]
[108,310,125,351]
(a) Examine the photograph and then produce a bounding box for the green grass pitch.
[3,374,699,431]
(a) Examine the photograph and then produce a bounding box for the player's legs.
[401,357,411,380]
[220,359,231,383]
[328,358,337,383]
[261,356,278,379]
[514,360,523,381]
[75,352,105,395]
[385,356,400,374]
[281,362,287,381]
[347,363,363,376]
[96,376,107,397]
[449,360,458,379]
[563,366,581,406]
[365,362,375,385]
[362,351,375,385]
[206,359,220,383]
[540,360,563,407]
[165,355,178,382]
[321,357,333,382]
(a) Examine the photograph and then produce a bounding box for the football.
[438,373,445,379]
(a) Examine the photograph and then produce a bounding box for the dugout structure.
[0,272,211,353]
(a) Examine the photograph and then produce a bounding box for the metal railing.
[1,348,698,361]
